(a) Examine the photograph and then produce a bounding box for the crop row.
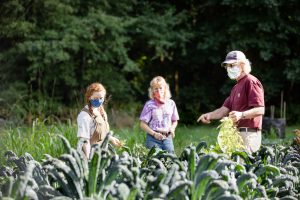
[0,133,299,199]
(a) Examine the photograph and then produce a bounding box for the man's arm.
[197,106,230,124]
[229,106,265,122]
[243,106,265,118]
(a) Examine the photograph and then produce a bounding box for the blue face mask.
[90,98,104,107]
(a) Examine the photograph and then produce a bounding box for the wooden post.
[270,105,275,119]
[175,70,179,96]
[283,101,286,119]
[280,91,283,118]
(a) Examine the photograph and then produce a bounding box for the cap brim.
[221,60,236,67]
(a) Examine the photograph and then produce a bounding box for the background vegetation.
[1,2,300,199]
[0,119,298,167]
[1,125,299,199]
[1,0,300,126]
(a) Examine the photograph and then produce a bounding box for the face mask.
[227,65,241,79]
[153,91,165,104]
[90,98,104,107]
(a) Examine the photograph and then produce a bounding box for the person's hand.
[110,136,122,147]
[153,132,165,140]
[169,128,175,138]
[197,113,211,124]
[170,131,175,138]
[228,111,243,122]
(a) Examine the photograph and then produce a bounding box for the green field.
[0,120,299,199]
[1,119,298,165]
[117,123,299,154]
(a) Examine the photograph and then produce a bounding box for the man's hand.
[228,111,243,122]
[197,113,211,123]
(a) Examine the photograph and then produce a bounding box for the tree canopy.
[0,0,299,124]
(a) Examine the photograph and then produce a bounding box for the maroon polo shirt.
[223,74,264,129]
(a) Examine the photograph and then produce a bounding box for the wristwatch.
[242,112,246,119]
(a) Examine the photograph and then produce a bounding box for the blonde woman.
[77,82,121,158]
[139,76,179,153]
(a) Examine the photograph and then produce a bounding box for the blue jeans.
[146,134,174,153]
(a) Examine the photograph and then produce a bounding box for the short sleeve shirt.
[77,106,95,139]
[223,74,264,129]
[139,99,179,132]
[77,106,109,139]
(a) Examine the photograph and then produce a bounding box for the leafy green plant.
[1,123,300,199]
[1,139,300,199]
[217,117,245,155]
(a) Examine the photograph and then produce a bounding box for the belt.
[238,127,258,132]
[155,131,171,137]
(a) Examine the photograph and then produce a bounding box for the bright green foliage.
[217,117,245,155]
[0,119,78,166]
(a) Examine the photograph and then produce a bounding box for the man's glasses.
[222,63,239,68]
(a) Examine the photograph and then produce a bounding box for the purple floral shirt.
[139,99,179,132]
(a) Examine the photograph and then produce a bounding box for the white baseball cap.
[221,50,247,67]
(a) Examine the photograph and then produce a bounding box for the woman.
[77,82,121,158]
[139,76,179,153]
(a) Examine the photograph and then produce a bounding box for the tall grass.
[113,123,220,155]
[0,118,298,165]
[116,123,299,154]
[262,125,298,145]
[0,119,78,165]
[0,121,219,164]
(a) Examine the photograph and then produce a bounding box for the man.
[197,50,265,153]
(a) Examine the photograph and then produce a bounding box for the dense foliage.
[1,0,300,124]
[0,135,299,199]
[217,117,245,155]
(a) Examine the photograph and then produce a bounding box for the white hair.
[240,59,251,74]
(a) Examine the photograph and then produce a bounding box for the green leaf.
[88,150,101,196]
